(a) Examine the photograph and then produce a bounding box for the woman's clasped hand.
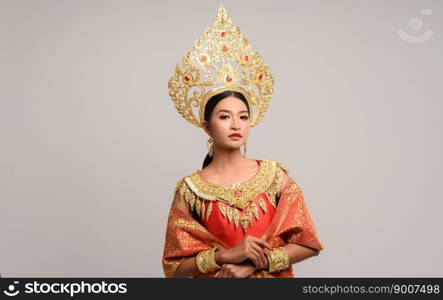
[214,235,272,278]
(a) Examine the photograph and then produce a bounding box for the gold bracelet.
[265,247,290,273]
[196,247,221,274]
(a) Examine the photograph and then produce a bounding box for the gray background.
[1,0,442,277]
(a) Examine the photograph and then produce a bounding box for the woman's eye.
[219,115,249,120]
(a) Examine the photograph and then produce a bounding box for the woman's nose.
[231,118,239,129]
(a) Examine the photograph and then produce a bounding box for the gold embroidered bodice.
[173,159,289,232]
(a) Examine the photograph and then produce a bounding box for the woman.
[162,5,323,278]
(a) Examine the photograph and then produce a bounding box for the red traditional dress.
[162,159,324,278]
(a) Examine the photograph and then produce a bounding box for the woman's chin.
[219,144,242,152]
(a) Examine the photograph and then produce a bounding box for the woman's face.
[205,95,251,151]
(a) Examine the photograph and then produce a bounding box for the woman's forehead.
[215,96,248,112]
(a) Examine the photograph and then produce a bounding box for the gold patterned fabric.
[179,159,286,232]
[162,160,324,278]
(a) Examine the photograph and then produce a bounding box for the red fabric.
[201,194,276,248]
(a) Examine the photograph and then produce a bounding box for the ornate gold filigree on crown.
[168,5,274,128]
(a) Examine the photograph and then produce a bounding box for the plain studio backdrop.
[0,0,442,277]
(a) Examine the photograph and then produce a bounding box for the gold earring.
[207,138,214,157]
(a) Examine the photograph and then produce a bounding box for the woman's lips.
[229,135,241,140]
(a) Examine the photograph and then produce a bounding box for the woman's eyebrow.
[217,109,249,114]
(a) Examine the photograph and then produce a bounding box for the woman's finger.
[220,267,231,278]
[247,247,262,268]
[249,242,267,269]
[250,237,272,250]
[221,268,231,278]
[250,243,266,268]
[220,268,227,278]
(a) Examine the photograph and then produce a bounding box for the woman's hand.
[214,263,256,278]
[221,235,271,269]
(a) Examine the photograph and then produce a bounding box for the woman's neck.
[206,149,252,173]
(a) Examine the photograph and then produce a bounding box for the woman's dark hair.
[202,90,250,169]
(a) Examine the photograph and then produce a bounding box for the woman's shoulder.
[259,158,290,174]
[174,171,196,188]
[171,170,196,196]
[176,168,200,184]
[259,158,294,193]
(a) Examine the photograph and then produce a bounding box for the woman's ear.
[202,121,212,137]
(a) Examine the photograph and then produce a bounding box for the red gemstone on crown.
[226,75,232,82]
[183,75,190,82]
[222,46,229,52]
[244,55,249,61]
[200,56,207,62]
[258,74,263,80]
[221,32,226,37]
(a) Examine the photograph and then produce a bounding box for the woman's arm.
[171,187,232,277]
[256,243,319,272]
[174,250,229,278]
[254,172,320,271]
[176,240,271,277]
[285,243,319,264]
[212,244,319,277]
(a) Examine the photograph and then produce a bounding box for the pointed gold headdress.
[168,5,274,128]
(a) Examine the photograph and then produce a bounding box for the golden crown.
[168,5,274,128]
